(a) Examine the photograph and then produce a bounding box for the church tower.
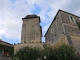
[21,15,42,43]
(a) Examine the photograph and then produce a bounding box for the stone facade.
[0,57,12,60]
[21,15,42,43]
[44,11,63,44]
[14,43,44,54]
[14,10,80,54]
[44,10,80,53]
[14,15,44,53]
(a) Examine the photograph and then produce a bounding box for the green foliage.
[41,46,54,60]
[42,44,78,60]
[76,21,80,29]
[14,46,41,60]
[0,43,14,58]
[13,44,79,60]
[52,44,77,60]
[13,57,20,60]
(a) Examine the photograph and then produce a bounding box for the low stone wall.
[14,43,45,54]
[69,35,80,53]
[0,57,12,60]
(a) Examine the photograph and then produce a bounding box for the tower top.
[22,14,40,19]
[22,14,40,22]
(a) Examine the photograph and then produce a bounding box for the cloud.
[0,0,35,43]
[61,0,80,15]
[0,0,80,44]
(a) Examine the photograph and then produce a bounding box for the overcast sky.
[0,0,80,44]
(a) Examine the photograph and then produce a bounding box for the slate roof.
[22,14,41,22]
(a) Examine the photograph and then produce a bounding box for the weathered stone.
[0,57,12,60]
[21,15,42,43]
[14,15,43,54]
[44,10,80,53]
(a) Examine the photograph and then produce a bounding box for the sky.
[0,0,80,44]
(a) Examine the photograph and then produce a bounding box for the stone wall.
[47,34,68,46]
[0,57,12,60]
[60,11,80,26]
[21,18,42,43]
[69,35,80,53]
[45,12,63,44]
[64,24,80,35]
[14,43,44,54]
[60,11,80,35]
[44,10,80,54]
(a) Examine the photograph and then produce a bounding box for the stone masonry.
[0,57,12,60]
[21,15,42,43]
[14,10,80,54]
[44,10,80,53]
[14,15,44,54]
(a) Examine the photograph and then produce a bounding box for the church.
[14,10,80,54]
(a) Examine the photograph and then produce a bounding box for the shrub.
[41,46,54,60]
[0,43,14,58]
[52,44,77,60]
[41,44,78,60]
[13,44,79,60]
[14,46,41,60]
[76,21,80,29]
[13,57,20,60]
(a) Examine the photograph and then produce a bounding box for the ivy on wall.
[0,43,14,58]
[76,21,80,30]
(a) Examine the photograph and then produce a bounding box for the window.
[24,41,26,43]
[69,16,76,23]
[51,25,54,33]
[55,35,56,36]
[77,52,79,54]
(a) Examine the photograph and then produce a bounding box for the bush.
[41,44,78,60]
[41,46,54,60]
[14,46,41,60]
[0,43,14,58]
[13,57,20,60]
[76,21,80,29]
[13,44,79,60]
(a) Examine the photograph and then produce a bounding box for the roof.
[0,39,13,47]
[59,10,80,18]
[22,14,39,19]
[44,9,80,37]
[22,14,41,22]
